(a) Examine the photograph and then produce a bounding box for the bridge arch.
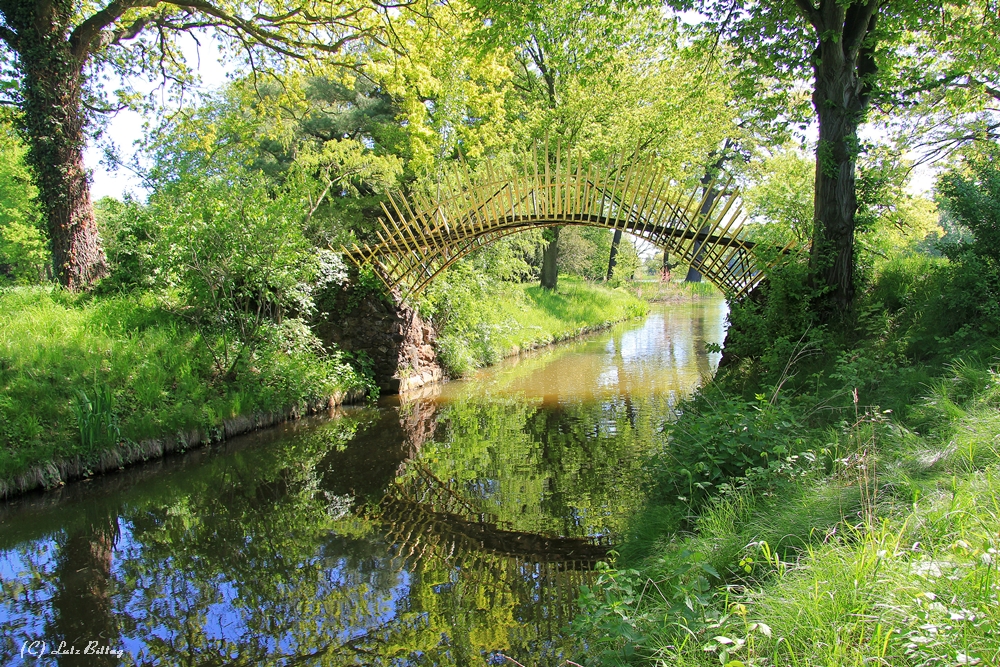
[342,147,777,301]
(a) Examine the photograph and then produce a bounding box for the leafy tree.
[672,0,940,315]
[0,0,403,289]
[145,75,403,246]
[938,145,1000,271]
[743,147,815,247]
[746,144,939,271]
[469,0,734,290]
[884,2,1000,162]
[0,119,46,284]
[369,1,516,177]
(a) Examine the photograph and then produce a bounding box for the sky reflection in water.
[0,298,727,666]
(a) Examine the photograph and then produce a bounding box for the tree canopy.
[0,0,407,288]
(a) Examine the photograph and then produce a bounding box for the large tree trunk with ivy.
[16,7,108,289]
[804,1,879,315]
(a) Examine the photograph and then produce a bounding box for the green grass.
[578,371,1000,665]
[0,287,368,488]
[433,276,649,376]
[575,256,1000,667]
[631,279,722,302]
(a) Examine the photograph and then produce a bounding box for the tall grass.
[575,247,1000,665]
[576,353,1000,667]
[0,287,367,485]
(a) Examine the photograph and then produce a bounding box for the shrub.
[650,387,816,503]
[95,195,161,291]
[0,122,47,284]
[154,170,320,377]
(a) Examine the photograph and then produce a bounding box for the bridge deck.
[342,147,788,300]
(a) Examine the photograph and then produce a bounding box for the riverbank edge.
[0,282,718,500]
[0,387,368,501]
[0,308,635,500]
[494,288,722,362]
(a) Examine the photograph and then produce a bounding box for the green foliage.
[422,267,648,376]
[557,228,641,285]
[743,147,814,246]
[559,227,610,279]
[465,0,735,182]
[938,145,1000,269]
[0,287,370,484]
[144,76,403,248]
[869,253,1000,357]
[153,168,319,376]
[608,240,641,287]
[745,145,941,269]
[886,3,1000,160]
[94,195,160,291]
[720,250,823,377]
[0,121,47,284]
[651,385,819,503]
[855,148,941,268]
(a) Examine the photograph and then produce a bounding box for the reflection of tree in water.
[49,513,120,666]
[691,303,713,379]
[1,390,666,667]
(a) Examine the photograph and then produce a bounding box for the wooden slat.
[344,143,780,300]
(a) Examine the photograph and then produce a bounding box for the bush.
[95,195,161,291]
[154,170,321,377]
[719,248,825,381]
[938,145,1000,269]
[650,386,816,503]
[0,122,47,284]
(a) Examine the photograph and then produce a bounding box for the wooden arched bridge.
[342,145,783,301]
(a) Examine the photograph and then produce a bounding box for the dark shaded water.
[0,299,727,666]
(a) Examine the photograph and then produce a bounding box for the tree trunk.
[685,186,719,283]
[809,75,861,314]
[540,227,559,290]
[805,3,878,316]
[50,515,120,666]
[809,58,861,311]
[606,229,622,280]
[18,14,107,289]
[686,151,727,283]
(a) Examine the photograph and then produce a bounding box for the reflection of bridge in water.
[381,465,610,565]
[350,394,616,646]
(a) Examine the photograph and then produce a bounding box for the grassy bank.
[0,287,371,496]
[426,274,650,376]
[575,254,1000,666]
[632,279,722,302]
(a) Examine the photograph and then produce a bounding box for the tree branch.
[70,0,159,61]
[855,10,878,107]
[0,23,16,48]
[842,0,880,62]
[792,0,821,29]
[109,15,151,46]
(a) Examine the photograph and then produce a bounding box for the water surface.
[0,298,727,666]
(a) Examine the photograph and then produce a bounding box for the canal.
[0,297,727,666]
